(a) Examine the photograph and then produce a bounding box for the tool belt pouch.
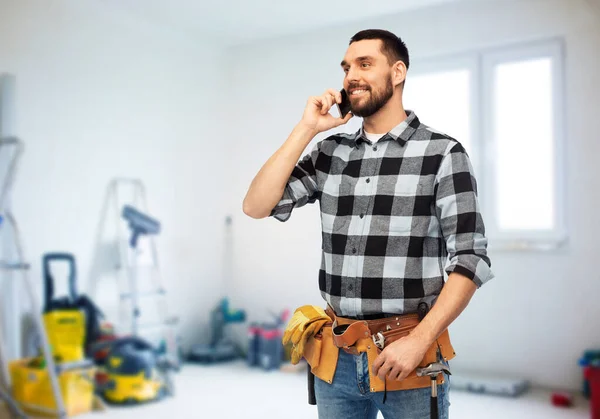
[364,328,455,392]
[330,312,456,392]
[303,323,338,385]
[332,321,371,351]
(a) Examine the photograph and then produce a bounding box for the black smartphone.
[336,89,351,118]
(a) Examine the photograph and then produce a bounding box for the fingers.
[320,95,332,115]
[389,365,404,381]
[326,88,342,104]
[377,361,393,381]
[333,111,353,126]
[377,361,409,382]
[373,350,409,382]
[319,90,338,115]
[396,369,411,381]
[372,352,386,376]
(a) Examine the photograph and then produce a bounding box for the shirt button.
[360,214,364,218]
[373,146,378,151]
[352,248,357,254]
[366,178,370,183]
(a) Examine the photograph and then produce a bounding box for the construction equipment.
[42,252,106,362]
[0,138,101,418]
[187,298,246,364]
[449,372,529,397]
[416,362,452,419]
[42,253,87,364]
[0,137,65,418]
[88,178,179,368]
[90,336,177,405]
[0,299,26,419]
[9,357,96,417]
[0,387,26,419]
[121,204,161,337]
[187,216,248,364]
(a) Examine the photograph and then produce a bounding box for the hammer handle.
[308,366,317,405]
[430,395,438,419]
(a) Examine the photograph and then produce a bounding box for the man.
[243,29,493,419]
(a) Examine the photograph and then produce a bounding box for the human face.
[340,39,395,118]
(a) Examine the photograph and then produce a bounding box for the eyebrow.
[340,56,375,67]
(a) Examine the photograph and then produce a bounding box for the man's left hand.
[372,333,431,381]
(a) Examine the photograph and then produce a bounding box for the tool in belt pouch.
[305,306,455,392]
[302,316,337,385]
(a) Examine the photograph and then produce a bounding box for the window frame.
[406,38,567,251]
[405,54,481,177]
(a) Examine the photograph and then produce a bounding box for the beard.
[349,75,394,118]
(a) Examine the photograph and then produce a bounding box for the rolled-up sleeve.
[435,142,494,287]
[270,141,321,222]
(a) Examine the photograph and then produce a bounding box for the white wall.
[225,0,600,390]
[0,0,227,356]
[2,0,598,393]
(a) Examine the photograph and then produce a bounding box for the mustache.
[348,84,370,91]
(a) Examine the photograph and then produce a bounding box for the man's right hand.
[243,89,352,219]
[300,88,354,134]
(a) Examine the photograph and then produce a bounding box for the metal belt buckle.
[372,332,385,350]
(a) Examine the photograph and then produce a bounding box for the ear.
[392,61,407,88]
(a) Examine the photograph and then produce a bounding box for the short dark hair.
[349,29,410,70]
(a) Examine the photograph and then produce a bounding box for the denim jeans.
[314,349,450,419]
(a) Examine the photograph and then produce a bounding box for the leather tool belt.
[329,307,421,356]
[302,305,456,393]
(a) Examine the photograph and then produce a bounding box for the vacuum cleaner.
[91,337,177,405]
[187,298,246,363]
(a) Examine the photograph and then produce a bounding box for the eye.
[361,62,371,68]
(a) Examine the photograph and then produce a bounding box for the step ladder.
[88,178,179,365]
[0,137,64,418]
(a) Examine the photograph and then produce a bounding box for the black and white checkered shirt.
[270,110,493,319]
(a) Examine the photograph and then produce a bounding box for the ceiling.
[96,0,462,46]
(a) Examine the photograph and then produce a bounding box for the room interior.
[1,0,600,418]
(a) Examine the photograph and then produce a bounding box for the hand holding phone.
[336,89,352,119]
[300,88,353,134]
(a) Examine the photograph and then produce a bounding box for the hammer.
[416,362,451,419]
[307,366,316,405]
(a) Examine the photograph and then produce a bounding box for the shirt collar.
[353,110,420,147]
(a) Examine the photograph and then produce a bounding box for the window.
[403,65,474,160]
[492,58,554,231]
[404,39,566,250]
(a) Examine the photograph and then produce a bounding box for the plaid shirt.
[270,110,493,319]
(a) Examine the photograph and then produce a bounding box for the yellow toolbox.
[9,358,95,417]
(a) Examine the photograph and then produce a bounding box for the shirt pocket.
[394,174,425,196]
[320,179,349,233]
[387,178,434,234]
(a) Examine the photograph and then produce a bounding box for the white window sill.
[488,237,568,252]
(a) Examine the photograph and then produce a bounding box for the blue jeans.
[314,349,450,419]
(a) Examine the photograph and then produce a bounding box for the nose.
[346,65,360,84]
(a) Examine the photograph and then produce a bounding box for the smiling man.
[243,29,494,419]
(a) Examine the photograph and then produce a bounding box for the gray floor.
[80,361,591,419]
